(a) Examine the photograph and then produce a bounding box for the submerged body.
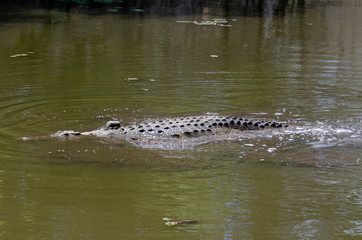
[54,115,286,139]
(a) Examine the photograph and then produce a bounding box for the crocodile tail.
[227,117,286,130]
[250,120,285,130]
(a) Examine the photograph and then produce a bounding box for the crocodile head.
[106,120,122,129]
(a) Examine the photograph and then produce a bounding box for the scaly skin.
[53,115,287,138]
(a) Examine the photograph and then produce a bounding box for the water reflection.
[1,6,361,120]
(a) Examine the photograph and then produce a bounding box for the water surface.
[0,2,361,239]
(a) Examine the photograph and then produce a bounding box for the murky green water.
[1,2,362,239]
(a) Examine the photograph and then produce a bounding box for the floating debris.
[10,54,27,58]
[214,18,228,24]
[177,19,232,27]
[210,54,218,58]
[126,77,140,81]
[163,217,197,226]
[10,52,35,58]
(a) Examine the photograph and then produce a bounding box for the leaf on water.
[162,217,197,226]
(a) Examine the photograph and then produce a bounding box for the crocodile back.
[121,115,285,138]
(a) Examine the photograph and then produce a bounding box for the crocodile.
[53,115,287,140]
